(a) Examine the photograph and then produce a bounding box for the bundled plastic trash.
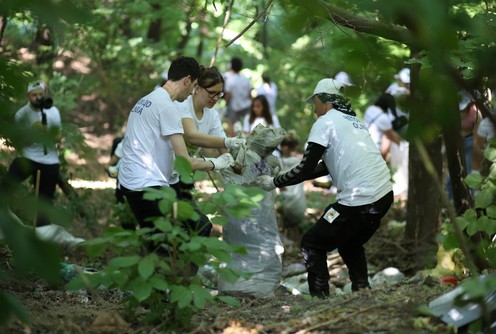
[218,125,286,298]
[428,274,496,330]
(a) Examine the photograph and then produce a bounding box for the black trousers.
[2,157,59,226]
[301,191,393,297]
[122,185,211,237]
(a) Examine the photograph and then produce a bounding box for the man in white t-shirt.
[224,57,252,135]
[118,56,234,234]
[2,81,62,226]
[254,78,393,298]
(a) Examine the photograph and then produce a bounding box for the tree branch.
[317,0,416,47]
[224,0,274,48]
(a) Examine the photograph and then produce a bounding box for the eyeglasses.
[203,87,224,99]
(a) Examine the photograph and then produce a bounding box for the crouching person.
[254,78,393,298]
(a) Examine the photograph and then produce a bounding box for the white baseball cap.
[305,78,343,104]
[458,90,472,111]
[334,71,353,86]
[394,68,410,84]
[27,81,45,93]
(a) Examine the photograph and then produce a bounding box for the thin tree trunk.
[147,3,162,42]
[0,16,7,45]
[404,61,443,271]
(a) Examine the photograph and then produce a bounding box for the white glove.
[224,137,246,149]
[205,153,234,171]
[254,175,276,191]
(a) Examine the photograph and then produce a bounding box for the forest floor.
[0,125,461,334]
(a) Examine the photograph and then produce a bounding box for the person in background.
[2,81,62,226]
[473,90,496,176]
[243,95,281,135]
[334,71,353,87]
[278,130,307,238]
[384,67,410,200]
[256,72,278,118]
[118,56,234,237]
[364,93,401,158]
[445,90,482,198]
[224,57,252,136]
[254,78,393,298]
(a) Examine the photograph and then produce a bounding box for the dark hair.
[375,93,397,116]
[249,95,272,125]
[281,130,299,150]
[198,65,224,89]
[262,72,271,83]
[230,57,243,72]
[168,56,200,82]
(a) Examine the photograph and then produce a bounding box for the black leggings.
[301,191,393,297]
[2,157,60,226]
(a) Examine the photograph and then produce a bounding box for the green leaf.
[210,216,227,226]
[486,204,496,219]
[109,255,141,268]
[149,276,169,292]
[216,295,240,307]
[174,156,193,184]
[110,270,129,286]
[190,283,213,309]
[474,190,494,209]
[465,172,483,188]
[154,218,173,232]
[170,285,193,309]
[177,201,196,221]
[484,147,496,162]
[0,293,30,324]
[129,278,153,302]
[138,255,156,280]
[416,304,437,316]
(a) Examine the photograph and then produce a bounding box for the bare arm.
[169,133,215,171]
[384,129,401,146]
[182,118,227,149]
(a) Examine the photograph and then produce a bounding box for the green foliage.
[0,208,63,325]
[69,162,259,330]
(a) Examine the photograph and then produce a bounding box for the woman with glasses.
[171,66,244,200]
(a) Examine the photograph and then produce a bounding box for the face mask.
[31,96,53,109]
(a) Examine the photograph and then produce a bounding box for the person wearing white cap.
[254,78,393,297]
[2,81,62,226]
[334,71,353,87]
[445,90,482,198]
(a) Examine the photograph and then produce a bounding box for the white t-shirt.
[176,96,226,138]
[243,114,281,133]
[363,105,392,148]
[477,117,496,141]
[225,73,252,112]
[15,103,61,165]
[118,88,184,190]
[256,82,278,116]
[308,109,392,206]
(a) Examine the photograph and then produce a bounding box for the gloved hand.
[254,175,276,191]
[205,153,235,171]
[224,137,246,149]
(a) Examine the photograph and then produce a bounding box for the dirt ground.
[0,131,456,334]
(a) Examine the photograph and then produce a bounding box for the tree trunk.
[405,136,443,271]
[33,23,55,64]
[0,16,7,45]
[147,3,162,42]
[404,62,443,271]
[442,112,473,214]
